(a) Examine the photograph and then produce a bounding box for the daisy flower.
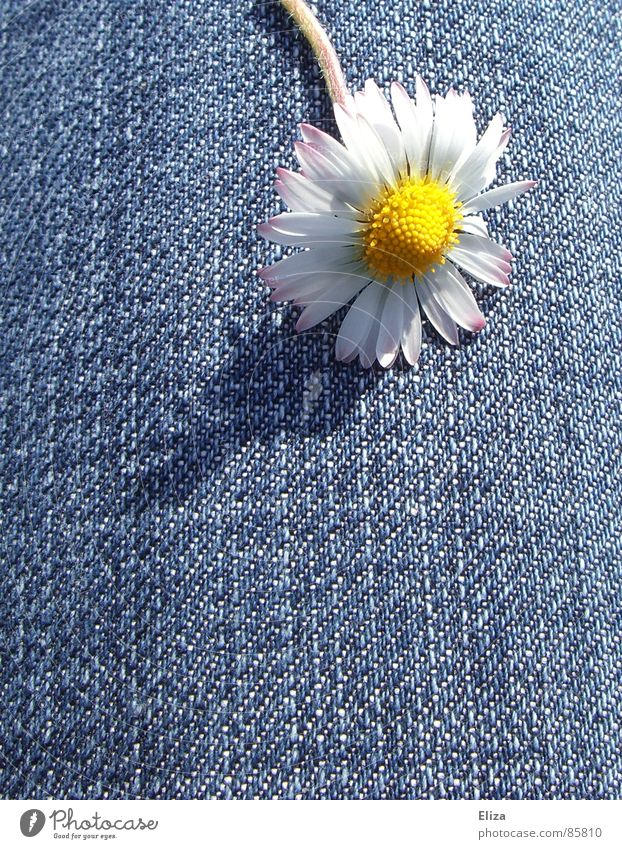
[258,77,535,368]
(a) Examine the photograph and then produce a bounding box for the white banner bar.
[0,799,620,849]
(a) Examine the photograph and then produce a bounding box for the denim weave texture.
[1,0,622,800]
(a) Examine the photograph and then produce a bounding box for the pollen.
[363,178,462,282]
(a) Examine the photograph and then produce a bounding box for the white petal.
[429,91,471,182]
[275,168,360,217]
[415,75,434,123]
[459,215,489,237]
[414,74,434,172]
[359,285,388,368]
[299,122,352,163]
[355,81,407,177]
[359,80,395,127]
[335,281,385,362]
[416,278,459,345]
[293,142,373,207]
[295,271,371,331]
[333,103,371,170]
[455,232,512,263]
[450,113,505,200]
[296,299,346,331]
[262,212,362,237]
[271,264,367,304]
[299,123,373,202]
[391,77,433,179]
[448,246,511,287]
[477,127,513,194]
[257,212,363,247]
[424,263,485,332]
[390,82,421,173]
[448,90,477,175]
[258,246,359,281]
[333,101,358,153]
[428,89,457,180]
[376,280,405,367]
[294,140,350,181]
[297,131,358,181]
[400,282,422,365]
[271,276,331,304]
[479,128,508,193]
[497,127,512,158]
[352,113,397,188]
[461,180,537,214]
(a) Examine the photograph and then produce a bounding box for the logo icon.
[20,810,45,837]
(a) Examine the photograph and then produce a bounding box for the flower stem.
[279,0,349,107]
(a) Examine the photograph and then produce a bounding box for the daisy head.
[258,77,535,368]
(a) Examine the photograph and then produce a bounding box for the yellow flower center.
[363,178,462,282]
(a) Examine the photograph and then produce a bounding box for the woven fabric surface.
[1,0,621,799]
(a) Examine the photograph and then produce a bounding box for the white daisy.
[258,77,535,368]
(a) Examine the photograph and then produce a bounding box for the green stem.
[279,0,349,106]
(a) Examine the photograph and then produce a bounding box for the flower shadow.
[134,313,375,514]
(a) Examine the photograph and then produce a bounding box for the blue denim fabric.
[1,0,621,800]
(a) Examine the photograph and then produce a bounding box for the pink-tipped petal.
[335,282,384,362]
[424,264,486,334]
[376,281,405,368]
[400,282,422,366]
[455,233,513,264]
[462,180,537,214]
[417,278,459,345]
[448,247,512,288]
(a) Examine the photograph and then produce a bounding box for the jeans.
[1,0,621,799]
